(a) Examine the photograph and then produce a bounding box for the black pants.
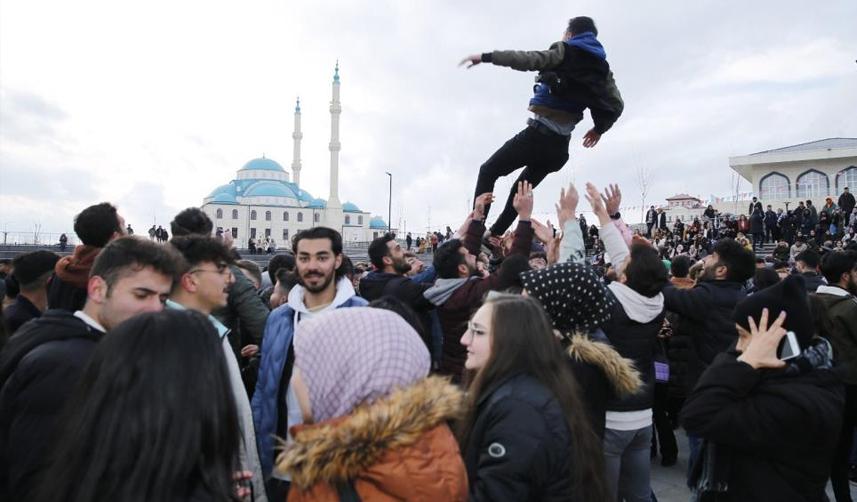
[474,124,570,236]
[652,382,678,462]
[832,384,857,502]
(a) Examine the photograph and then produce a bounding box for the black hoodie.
[0,309,103,501]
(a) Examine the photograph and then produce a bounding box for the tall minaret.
[327,61,342,210]
[291,97,302,187]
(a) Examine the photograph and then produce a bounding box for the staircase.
[755,242,777,259]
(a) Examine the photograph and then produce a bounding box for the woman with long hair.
[458,294,608,501]
[36,309,242,502]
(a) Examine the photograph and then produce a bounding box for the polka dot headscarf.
[519,262,616,333]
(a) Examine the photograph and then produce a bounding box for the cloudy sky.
[1,0,855,241]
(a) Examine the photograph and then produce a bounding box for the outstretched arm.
[460,42,565,72]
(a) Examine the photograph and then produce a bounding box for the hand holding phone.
[738,309,789,370]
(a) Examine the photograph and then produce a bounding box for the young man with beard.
[48,202,127,312]
[361,234,435,314]
[660,238,755,484]
[251,227,367,499]
[810,250,857,501]
[167,235,267,501]
[0,237,179,501]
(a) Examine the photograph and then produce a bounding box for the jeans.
[686,433,703,488]
[474,124,570,236]
[604,426,653,502]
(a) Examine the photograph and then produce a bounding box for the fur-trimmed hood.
[276,376,464,490]
[567,334,642,397]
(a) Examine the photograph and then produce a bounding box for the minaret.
[327,61,342,210]
[291,97,302,187]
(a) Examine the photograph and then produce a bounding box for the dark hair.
[12,251,60,289]
[568,16,597,36]
[369,296,428,345]
[90,236,184,291]
[820,250,857,284]
[339,254,355,280]
[169,235,234,270]
[292,227,343,256]
[267,253,296,284]
[36,309,240,502]
[235,259,262,287]
[434,239,465,279]
[368,233,396,269]
[275,268,300,293]
[624,243,669,297]
[458,295,608,501]
[753,267,781,292]
[712,239,755,283]
[795,249,820,269]
[670,255,692,279]
[170,207,214,237]
[74,202,121,247]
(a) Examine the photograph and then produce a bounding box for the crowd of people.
[1,173,856,502]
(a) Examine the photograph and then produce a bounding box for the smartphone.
[778,331,801,361]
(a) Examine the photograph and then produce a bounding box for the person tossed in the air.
[460,16,623,237]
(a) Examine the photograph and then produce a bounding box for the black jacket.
[464,373,573,502]
[662,281,746,393]
[2,295,41,336]
[46,273,87,312]
[359,271,434,311]
[681,352,844,501]
[0,310,103,501]
[749,211,764,234]
[839,192,856,214]
[799,272,826,294]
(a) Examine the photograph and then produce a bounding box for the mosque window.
[358,215,363,225]
[282,228,289,241]
[314,213,320,223]
[836,166,857,193]
[345,215,351,225]
[215,208,223,219]
[297,212,303,222]
[265,211,272,221]
[759,172,790,200]
[796,170,829,198]
[231,228,238,239]
[232,209,239,219]
[283,211,289,221]
[250,210,257,221]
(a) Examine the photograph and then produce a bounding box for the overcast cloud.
[1,0,855,237]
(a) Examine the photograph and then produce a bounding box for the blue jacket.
[529,32,607,114]
[251,294,367,477]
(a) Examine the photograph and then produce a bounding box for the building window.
[232,209,239,219]
[297,212,303,222]
[282,228,289,241]
[215,208,223,219]
[836,166,857,193]
[250,210,257,220]
[283,211,289,221]
[313,213,320,223]
[345,215,351,225]
[231,227,238,239]
[796,170,829,198]
[358,215,363,225]
[250,228,257,238]
[265,228,271,237]
[759,172,790,200]
[265,211,272,221]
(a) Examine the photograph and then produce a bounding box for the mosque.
[201,63,389,245]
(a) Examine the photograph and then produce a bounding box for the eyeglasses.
[465,321,487,338]
[189,263,230,276]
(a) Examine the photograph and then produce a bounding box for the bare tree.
[636,166,653,222]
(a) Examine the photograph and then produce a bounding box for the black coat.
[681,352,844,501]
[463,373,573,502]
[46,273,87,312]
[662,281,746,393]
[749,211,764,234]
[359,271,434,348]
[839,192,855,214]
[0,310,103,501]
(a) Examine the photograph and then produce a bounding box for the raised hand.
[555,183,579,229]
[584,182,609,222]
[473,192,494,220]
[459,54,483,69]
[512,181,534,221]
[601,183,622,217]
[738,309,788,370]
[530,218,555,243]
[582,128,601,148]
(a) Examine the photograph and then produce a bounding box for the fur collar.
[276,376,463,489]
[567,334,642,397]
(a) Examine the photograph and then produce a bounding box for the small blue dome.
[239,157,285,172]
[308,198,327,209]
[208,183,236,198]
[211,193,238,204]
[244,181,298,198]
[284,183,315,202]
[369,216,387,229]
[342,201,361,213]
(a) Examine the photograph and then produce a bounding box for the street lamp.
[385,171,392,234]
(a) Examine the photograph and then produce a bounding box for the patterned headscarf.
[294,307,430,422]
[519,262,616,333]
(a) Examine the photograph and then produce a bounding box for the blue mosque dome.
[369,216,387,229]
[342,201,361,213]
[239,157,286,172]
[244,181,298,198]
[307,198,327,209]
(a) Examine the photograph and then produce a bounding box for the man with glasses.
[167,235,267,501]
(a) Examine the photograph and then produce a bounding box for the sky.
[1,0,855,241]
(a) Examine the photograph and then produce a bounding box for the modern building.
[201,63,390,245]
